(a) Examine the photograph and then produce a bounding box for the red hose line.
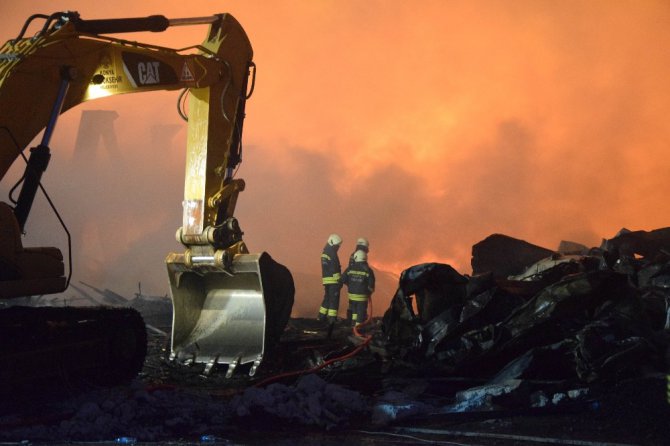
[254,298,374,388]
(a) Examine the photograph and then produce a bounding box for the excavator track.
[0,306,147,394]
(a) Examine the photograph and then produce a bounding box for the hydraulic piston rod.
[13,67,72,232]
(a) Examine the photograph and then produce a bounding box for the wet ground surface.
[1,318,669,445]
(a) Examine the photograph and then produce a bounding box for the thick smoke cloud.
[2,1,670,316]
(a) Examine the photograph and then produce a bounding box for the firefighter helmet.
[353,249,367,262]
[328,233,342,246]
[356,237,369,248]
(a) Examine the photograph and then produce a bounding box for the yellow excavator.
[0,11,293,390]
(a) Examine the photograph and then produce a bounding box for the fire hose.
[253,298,374,388]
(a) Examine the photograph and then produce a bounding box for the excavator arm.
[0,12,293,387]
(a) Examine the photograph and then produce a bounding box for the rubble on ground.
[231,374,369,429]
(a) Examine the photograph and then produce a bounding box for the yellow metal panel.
[183,87,210,235]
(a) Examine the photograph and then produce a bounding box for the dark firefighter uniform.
[318,242,342,322]
[342,256,375,326]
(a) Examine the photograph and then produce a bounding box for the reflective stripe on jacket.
[348,293,369,301]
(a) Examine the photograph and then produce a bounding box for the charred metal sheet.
[471,234,555,278]
[508,254,600,286]
[481,271,635,371]
[397,263,468,322]
[466,272,495,298]
[637,257,670,289]
[418,303,464,358]
[557,240,590,255]
[381,288,422,359]
[429,271,640,378]
[460,287,526,329]
[381,263,467,358]
[491,340,578,383]
[574,316,661,383]
[422,286,527,359]
[453,378,532,410]
[602,227,670,260]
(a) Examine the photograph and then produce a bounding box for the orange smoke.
[2,1,670,315]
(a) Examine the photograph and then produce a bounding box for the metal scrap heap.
[381,228,670,407]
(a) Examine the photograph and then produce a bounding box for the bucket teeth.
[203,356,219,376]
[249,355,262,377]
[225,357,239,378]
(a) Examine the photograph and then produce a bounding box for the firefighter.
[348,237,369,267]
[345,237,369,321]
[318,233,343,323]
[342,249,375,326]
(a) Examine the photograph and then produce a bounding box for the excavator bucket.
[167,252,294,377]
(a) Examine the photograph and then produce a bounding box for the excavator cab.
[0,202,65,298]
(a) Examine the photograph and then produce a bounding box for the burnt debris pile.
[380,228,670,411]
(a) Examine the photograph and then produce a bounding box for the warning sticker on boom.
[181,62,195,82]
